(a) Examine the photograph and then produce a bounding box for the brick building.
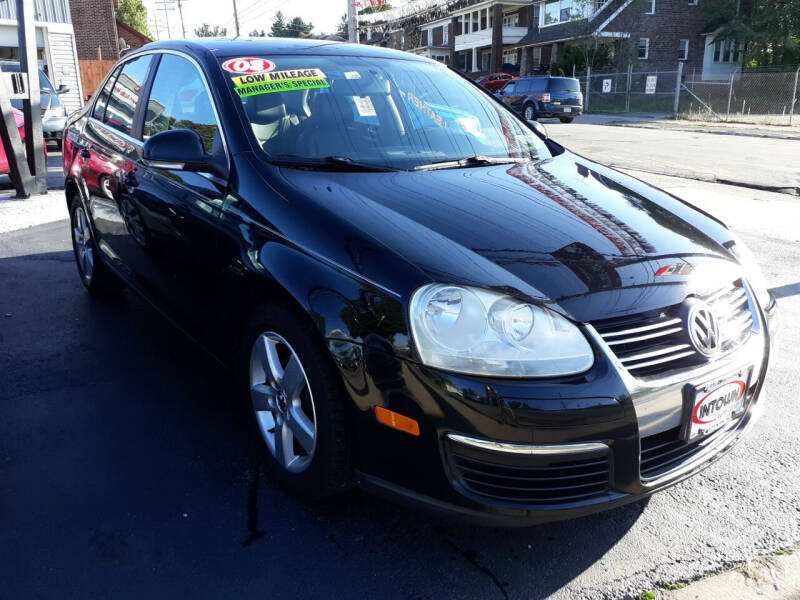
[363,0,741,81]
[69,0,119,60]
[116,18,152,54]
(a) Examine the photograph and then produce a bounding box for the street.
[1,125,799,599]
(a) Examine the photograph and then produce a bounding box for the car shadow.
[0,241,645,599]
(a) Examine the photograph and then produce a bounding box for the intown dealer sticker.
[233,69,329,97]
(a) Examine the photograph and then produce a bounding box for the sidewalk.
[0,190,68,235]
[648,548,800,600]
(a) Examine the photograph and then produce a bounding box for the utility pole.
[232,0,240,38]
[155,1,172,39]
[17,0,46,195]
[347,0,358,43]
[176,0,187,38]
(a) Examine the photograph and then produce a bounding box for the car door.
[499,79,517,106]
[507,78,529,113]
[79,55,154,284]
[125,52,230,339]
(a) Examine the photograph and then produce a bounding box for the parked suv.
[498,75,583,122]
[0,61,70,149]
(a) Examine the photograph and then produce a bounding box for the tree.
[269,11,314,38]
[551,42,613,77]
[336,13,349,38]
[703,0,800,66]
[249,29,266,37]
[116,0,152,38]
[359,3,392,15]
[194,23,227,37]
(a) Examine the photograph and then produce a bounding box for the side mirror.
[142,129,227,178]
[56,84,70,94]
[529,120,548,139]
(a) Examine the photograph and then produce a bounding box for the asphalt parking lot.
[1,130,799,599]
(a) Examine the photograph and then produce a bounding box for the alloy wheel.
[72,206,94,281]
[249,332,317,473]
[524,105,535,121]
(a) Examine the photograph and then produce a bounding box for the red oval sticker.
[221,57,275,74]
[692,380,746,424]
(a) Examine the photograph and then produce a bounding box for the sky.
[142,0,355,40]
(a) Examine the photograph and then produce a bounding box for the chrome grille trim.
[592,280,753,377]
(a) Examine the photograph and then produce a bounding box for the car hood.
[273,152,738,321]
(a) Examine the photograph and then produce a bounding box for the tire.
[243,302,350,499]
[559,117,574,123]
[523,103,537,121]
[69,196,124,296]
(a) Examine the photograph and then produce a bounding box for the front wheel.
[559,117,574,123]
[523,104,537,121]
[69,197,123,296]
[244,303,350,498]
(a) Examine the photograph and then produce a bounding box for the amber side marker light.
[374,406,420,437]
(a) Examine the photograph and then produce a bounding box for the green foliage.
[703,0,800,66]
[359,3,392,15]
[337,14,349,38]
[194,23,227,37]
[270,11,314,38]
[116,0,152,38]
[638,591,656,600]
[249,29,266,37]
[664,582,687,590]
[550,43,613,76]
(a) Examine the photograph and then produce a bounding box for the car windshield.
[223,55,550,170]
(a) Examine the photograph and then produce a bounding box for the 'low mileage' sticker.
[233,68,329,97]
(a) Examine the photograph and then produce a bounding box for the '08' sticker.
[222,57,275,74]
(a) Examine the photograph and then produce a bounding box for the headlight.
[44,106,66,119]
[409,284,594,377]
[727,234,771,309]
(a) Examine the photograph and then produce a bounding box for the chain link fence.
[575,63,800,125]
[683,65,800,125]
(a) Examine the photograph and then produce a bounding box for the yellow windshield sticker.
[231,68,326,87]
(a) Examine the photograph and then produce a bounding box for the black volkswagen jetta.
[63,39,776,525]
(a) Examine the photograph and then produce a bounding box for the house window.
[473,11,480,30]
[645,0,655,14]
[688,0,698,5]
[542,0,581,26]
[712,40,742,62]
[502,48,518,65]
[481,10,487,29]
[503,12,520,27]
[638,38,649,60]
[442,25,449,44]
[462,15,469,34]
[678,39,689,60]
[488,8,493,27]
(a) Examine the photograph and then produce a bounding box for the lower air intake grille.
[446,445,610,506]
[593,280,753,377]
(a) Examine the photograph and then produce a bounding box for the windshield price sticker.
[353,95,377,117]
[233,68,329,97]
[222,57,275,74]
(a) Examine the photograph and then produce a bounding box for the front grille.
[639,419,740,480]
[448,448,610,506]
[593,280,752,377]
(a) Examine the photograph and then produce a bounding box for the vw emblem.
[688,302,721,356]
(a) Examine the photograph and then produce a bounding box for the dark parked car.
[63,40,775,525]
[475,72,516,92]
[0,61,70,149]
[498,75,583,122]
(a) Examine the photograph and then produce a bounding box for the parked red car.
[475,72,516,91]
[0,107,47,176]
[0,108,26,175]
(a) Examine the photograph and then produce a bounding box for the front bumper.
[332,293,775,526]
[42,116,66,140]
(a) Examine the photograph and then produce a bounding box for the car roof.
[129,38,430,62]
[518,75,577,81]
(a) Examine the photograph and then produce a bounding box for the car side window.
[92,65,121,122]
[143,54,222,155]
[103,55,154,136]
[503,81,516,94]
[528,78,548,93]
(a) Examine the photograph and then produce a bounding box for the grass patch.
[639,592,656,600]
[664,582,687,590]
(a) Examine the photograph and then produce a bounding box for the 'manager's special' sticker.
[234,68,329,98]
[222,57,275,74]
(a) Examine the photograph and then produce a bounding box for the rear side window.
[93,65,121,121]
[527,78,548,93]
[143,54,221,154]
[550,78,581,93]
[515,79,531,94]
[103,55,154,136]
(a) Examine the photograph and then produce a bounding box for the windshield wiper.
[412,155,529,172]
[267,155,400,173]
